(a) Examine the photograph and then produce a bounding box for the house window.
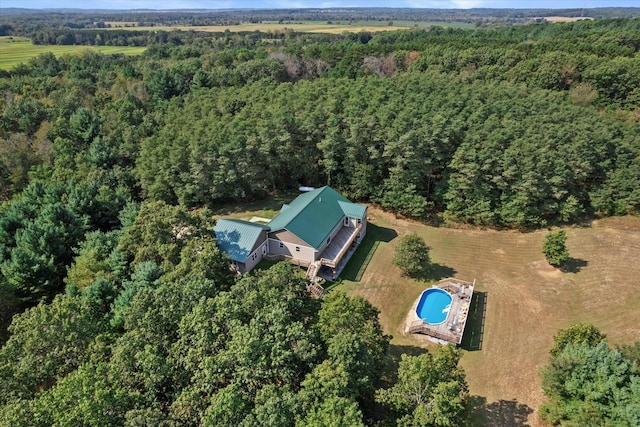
[344,217,349,226]
[357,218,362,225]
[327,236,331,244]
[279,242,284,248]
[295,246,300,252]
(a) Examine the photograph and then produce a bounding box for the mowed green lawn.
[0,37,146,70]
[226,202,640,426]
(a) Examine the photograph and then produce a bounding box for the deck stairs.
[406,320,452,342]
[406,320,428,334]
[306,282,324,299]
[305,261,324,298]
[306,261,320,281]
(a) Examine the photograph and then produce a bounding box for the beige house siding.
[269,229,309,246]
[360,209,368,235]
[243,238,269,272]
[249,230,269,254]
[356,209,367,242]
[268,236,315,265]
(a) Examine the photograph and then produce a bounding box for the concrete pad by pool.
[405,278,475,345]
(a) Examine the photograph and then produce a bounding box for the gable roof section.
[338,200,367,218]
[214,219,269,263]
[267,186,366,250]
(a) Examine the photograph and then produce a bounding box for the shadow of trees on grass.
[560,257,588,273]
[467,396,534,427]
[407,257,456,282]
[429,262,457,281]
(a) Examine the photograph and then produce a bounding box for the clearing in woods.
[226,202,640,426]
[340,208,640,426]
[0,36,146,70]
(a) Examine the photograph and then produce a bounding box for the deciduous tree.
[377,346,468,427]
[393,233,431,279]
[549,323,606,357]
[543,230,570,267]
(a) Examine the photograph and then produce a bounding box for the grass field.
[0,37,146,71]
[0,20,470,70]
[543,16,595,22]
[225,202,640,426]
[104,20,473,34]
[115,23,409,34]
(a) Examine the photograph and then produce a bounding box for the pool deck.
[405,278,475,345]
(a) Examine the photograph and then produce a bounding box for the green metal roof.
[267,186,367,250]
[214,219,268,263]
[338,200,367,218]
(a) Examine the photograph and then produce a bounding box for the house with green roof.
[214,186,367,279]
[213,219,270,274]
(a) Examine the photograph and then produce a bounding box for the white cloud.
[451,0,487,7]
[404,0,488,8]
[271,0,311,7]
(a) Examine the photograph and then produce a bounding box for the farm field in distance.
[227,203,640,426]
[105,20,474,33]
[0,36,146,70]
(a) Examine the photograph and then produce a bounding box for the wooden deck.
[406,278,475,345]
[319,225,361,268]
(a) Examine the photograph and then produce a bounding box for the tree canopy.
[1,11,640,426]
[543,230,571,267]
[0,262,394,426]
[541,341,640,426]
[393,233,432,279]
[377,346,469,427]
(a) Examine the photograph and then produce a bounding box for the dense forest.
[1,11,640,425]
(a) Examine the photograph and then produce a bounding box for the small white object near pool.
[416,287,453,325]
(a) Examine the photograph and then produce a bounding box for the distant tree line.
[31,29,156,46]
[2,8,640,39]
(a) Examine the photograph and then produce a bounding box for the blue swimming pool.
[416,288,452,325]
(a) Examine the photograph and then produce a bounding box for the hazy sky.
[3,0,639,10]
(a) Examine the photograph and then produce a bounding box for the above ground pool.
[416,288,452,325]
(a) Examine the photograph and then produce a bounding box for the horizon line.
[2,6,640,11]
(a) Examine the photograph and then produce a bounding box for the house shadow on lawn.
[340,223,398,282]
[467,396,534,427]
[460,291,487,352]
[560,257,588,273]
